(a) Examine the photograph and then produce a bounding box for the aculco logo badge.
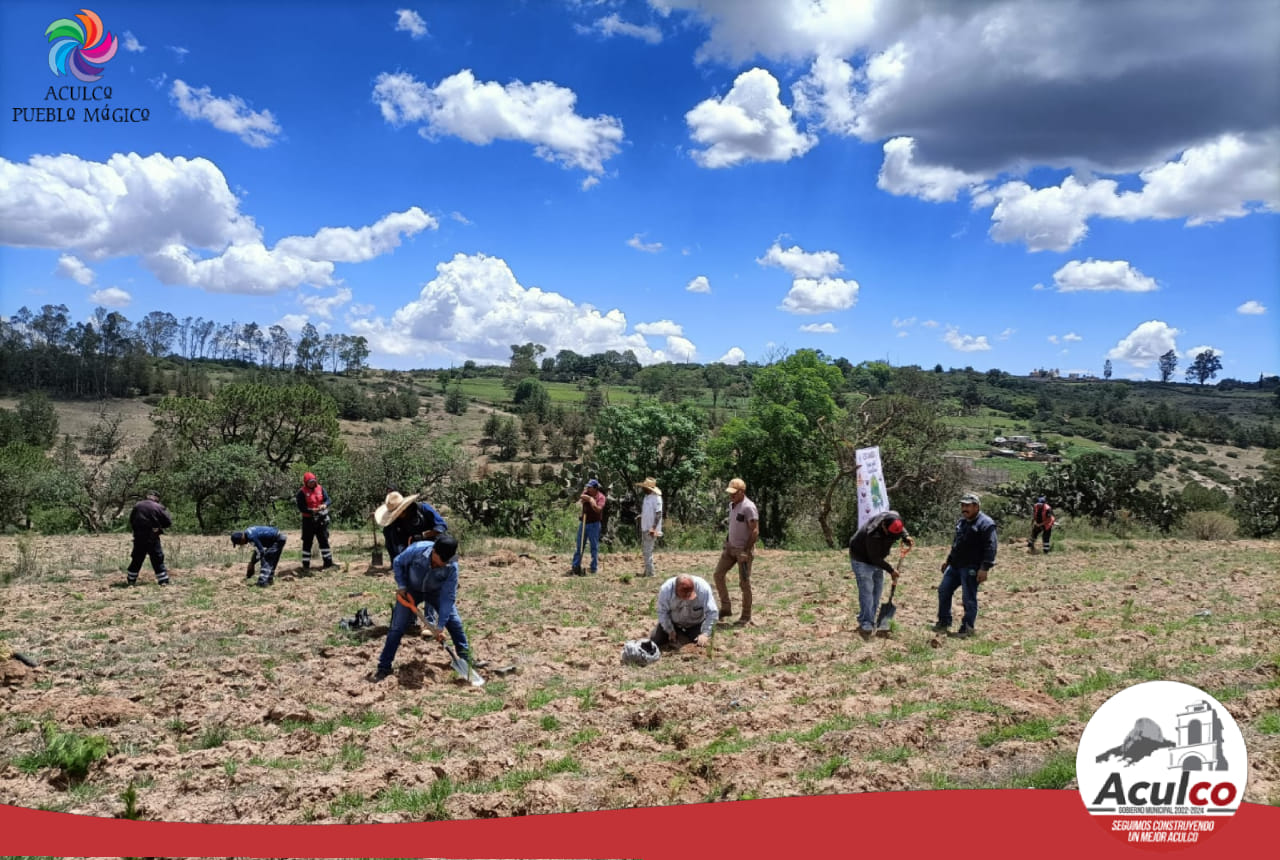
[1076,681,1248,850]
[46,9,118,82]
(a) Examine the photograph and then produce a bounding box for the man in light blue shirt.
[374,535,479,682]
[649,574,719,649]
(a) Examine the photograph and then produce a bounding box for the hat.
[635,477,662,494]
[725,477,747,494]
[960,492,981,505]
[886,518,904,535]
[230,531,245,545]
[303,472,317,484]
[586,479,600,488]
[374,491,421,527]
[145,489,160,501]
[1037,496,1047,504]
[432,534,459,563]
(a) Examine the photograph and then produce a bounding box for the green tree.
[1158,349,1178,383]
[444,384,468,415]
[15,391,59,448]
[593,400,707,519]
[707,350,843,543]
[494,418,520,460]
[506,342,546,385]
[512,377,551,421]
[1185,350,1223,385]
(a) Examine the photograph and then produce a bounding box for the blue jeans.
[377,590,469,673]
[572,521,601,572]
[851,559,884,631]
[937,565,980,629]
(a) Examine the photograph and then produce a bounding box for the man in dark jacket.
[1028,496,1055,554]
[934,492,998,638]
[374,490,448,562]
[295,472,334,570]
[848,510,914,639]
[231,526,288,587]
[127,490,172,586]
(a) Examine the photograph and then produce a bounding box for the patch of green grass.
[769,715,857,745]
[464,755,582,794]
[1256,711,1280,735]
[526,681,567,709]
[376,777,454,821]
[966,639,1002,654]
[539,714,560,731]
[978,718,1057,748]
[340,742,366,769]
[1014,752,1076,789]
[799,755,847,782]
[445,698,505,720]
[925,771,960,790]
[198,725,230,749]
[1050,668,1117,700]
[568,728,600,746]
[866,701,933,727]
[328,790,367,818]
[867,746,912,764]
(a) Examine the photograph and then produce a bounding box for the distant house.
[1006,435,1034,445]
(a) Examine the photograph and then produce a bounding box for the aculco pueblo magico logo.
[46,8,118,82]
[1076,681,1249,850]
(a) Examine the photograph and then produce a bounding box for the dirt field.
[1,533,1277,823]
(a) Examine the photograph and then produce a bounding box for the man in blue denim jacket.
[374,535,478,682]
[933,492,998,638]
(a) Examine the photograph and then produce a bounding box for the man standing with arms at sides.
[934,492,998,638]
[127,490,171,586]
[636,477,663,577]
[712,478,758,626]
[296,472,334,571]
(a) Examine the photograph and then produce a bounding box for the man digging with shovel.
[373,535,485,684]
[848,511,913,640]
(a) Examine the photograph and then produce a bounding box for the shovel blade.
[444,643,485,686]
[876,603,897,630]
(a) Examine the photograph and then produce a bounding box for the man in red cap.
[848,510,914,640]
[295,471,334,570]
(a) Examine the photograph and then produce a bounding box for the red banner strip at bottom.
[1,791,1275,858]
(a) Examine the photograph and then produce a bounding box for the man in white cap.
[635,476,664,577]
[934,492,998,638]
[712,477,758,625]
[375,490,448,563]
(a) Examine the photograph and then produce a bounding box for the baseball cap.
[586,479,600,488]
[725,477,746,494]
[433,534,459,563]
[887,518,904,535]
[960,492,980,505]
[230,531,245,545]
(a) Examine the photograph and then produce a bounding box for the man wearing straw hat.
[635,477,664,577]
[375,490,448,563]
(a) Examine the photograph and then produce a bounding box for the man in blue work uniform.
[373,535,483,682]
[231,526,288,587]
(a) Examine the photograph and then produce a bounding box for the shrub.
[1182,511,1237,541]
[17,721,110,782]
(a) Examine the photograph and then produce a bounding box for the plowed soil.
[2,533,1277,822]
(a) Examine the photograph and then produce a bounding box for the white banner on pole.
[855,445,890,528]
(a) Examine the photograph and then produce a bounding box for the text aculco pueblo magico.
[13,86,150,124]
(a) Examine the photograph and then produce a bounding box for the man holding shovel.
[374,535,482,683]
[568,479,606,576]
[848,510,913,640]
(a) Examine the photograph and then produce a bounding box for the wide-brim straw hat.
[635,476,662,495]
[374,491,421,527]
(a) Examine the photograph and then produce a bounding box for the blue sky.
[1,0,1277,380]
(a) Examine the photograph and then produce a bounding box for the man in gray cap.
[934,492,998,638]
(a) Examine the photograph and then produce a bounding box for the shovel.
[396,592,484,686]
[876,547,909,633]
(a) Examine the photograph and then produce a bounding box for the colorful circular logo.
[1077,681,1249,850]
[46,9,118,82]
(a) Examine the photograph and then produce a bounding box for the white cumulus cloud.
[274,207,437,263]
[299,287,354,319]
[686,68,817,168]
[349,252,685,364]
[395,8,428,39]
[719,346,746,364]
[800,322,838,333]
[636,320,684,337]
[579,13,662,44]
[55,254,94,285]
[372,69,624,175]
[171,80,282,148]
[943,326,991,352]
[1237,300,1267,315]
[1052,259,1158,293]
[1183,345,1222,360]
[779,277,860,315]
[122,31,145,52]
[878,137,987,202]
[756,242,842,279]
[686,275,711,293]
[666,335,697,360]
[1106,320,1180,367]
[89,287,131,308]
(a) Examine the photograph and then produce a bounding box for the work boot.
[372,667,392,683]
[858,629,873,641]
[323,560,336,569]
[931,622,950,633]
[954,624,975,639]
